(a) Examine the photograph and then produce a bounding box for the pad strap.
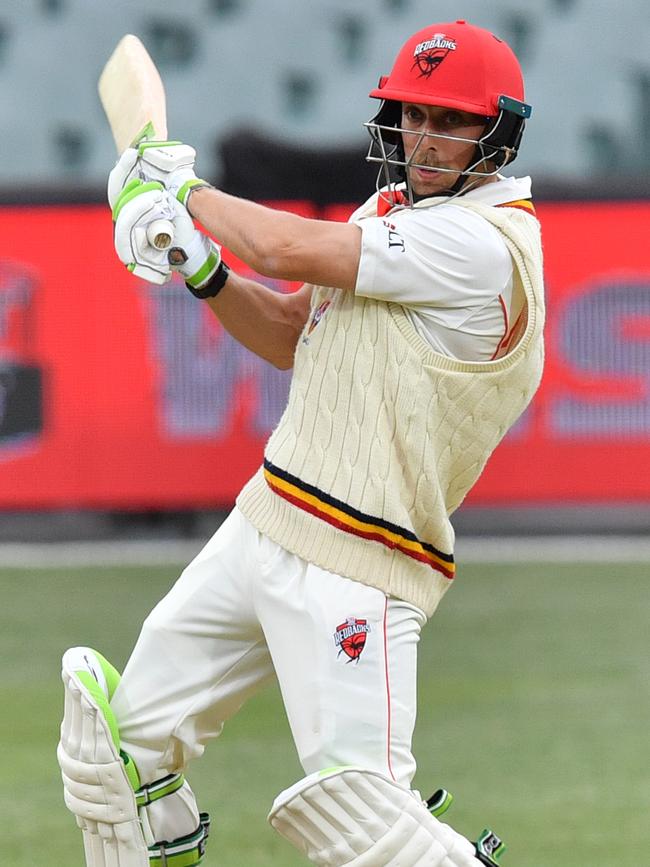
[475,829,507,865]
[148,812,211,867]
[136,774,186,808]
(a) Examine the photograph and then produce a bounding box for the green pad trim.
[121,750,142,793]
[148,812,210,866]
[317,765,349,777]
[136,773,185,808]
[426,788,454,818]
[91,650,122,700]
[73,650,141,792]
[77,671,121,751]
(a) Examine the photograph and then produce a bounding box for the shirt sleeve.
[354,204,513,313]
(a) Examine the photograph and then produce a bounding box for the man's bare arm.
[206,277,313,370]
[188,187,362,291]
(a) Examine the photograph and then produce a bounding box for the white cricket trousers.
[111,507,427,836]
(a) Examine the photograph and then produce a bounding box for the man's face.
[400,103,491,196]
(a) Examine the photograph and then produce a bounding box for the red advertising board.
[0,200,649,508]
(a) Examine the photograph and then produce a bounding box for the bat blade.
[98,34,168,151]
[99,34,174,250]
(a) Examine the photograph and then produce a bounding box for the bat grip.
[146,218,174,250]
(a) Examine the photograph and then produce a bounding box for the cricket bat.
[99,34,174,250]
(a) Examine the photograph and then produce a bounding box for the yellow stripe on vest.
[263,464,455,580]
[496,198,536,215]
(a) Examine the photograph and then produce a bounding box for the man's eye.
[445,112,464,126]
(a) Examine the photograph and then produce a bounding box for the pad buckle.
[426,787,507,865]
[475,828,506,865]
[148,812,210,866]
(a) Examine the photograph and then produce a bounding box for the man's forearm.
[188,187,300,277]
[205,272,312,370]
[187,187,361,290]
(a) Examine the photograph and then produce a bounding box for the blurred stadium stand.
[0,0,649,191]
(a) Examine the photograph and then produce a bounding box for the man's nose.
[424,116,447,137]
[416,128,437,151]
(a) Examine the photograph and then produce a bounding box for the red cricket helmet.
[365,20,532,192]
[370,20,527,118]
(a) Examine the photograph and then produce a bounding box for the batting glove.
[165,197,224,295]
[113,180,223,292]
[108,140,210,210]
[112,179,174,284]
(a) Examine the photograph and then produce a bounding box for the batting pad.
[268,766,483,867]
[58,647,149,867]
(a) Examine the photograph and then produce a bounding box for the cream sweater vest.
[237,197,545,616]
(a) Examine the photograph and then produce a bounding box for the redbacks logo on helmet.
[334,617,371,663]
[412,33,457,78]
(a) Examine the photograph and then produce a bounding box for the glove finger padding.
[136,142,201,205]
[107,141,205,212]
[107,147,140,210]
[113,180,174,285]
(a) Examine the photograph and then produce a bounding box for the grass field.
[2,557,649,866]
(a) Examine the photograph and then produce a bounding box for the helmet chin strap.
[445,165,477,197]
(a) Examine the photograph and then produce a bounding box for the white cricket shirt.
[353,175,533,361]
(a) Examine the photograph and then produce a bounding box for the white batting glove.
[107,147,139,209]
[113,179,222,290]
[108,141,209,210]
[166,197,223,292]
[112,179,174,284]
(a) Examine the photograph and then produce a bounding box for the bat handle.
[146,218,174,250]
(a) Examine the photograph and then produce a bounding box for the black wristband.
[185,261,230,299]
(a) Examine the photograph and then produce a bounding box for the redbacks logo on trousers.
[334,617,371,663]
[412,33,457,78]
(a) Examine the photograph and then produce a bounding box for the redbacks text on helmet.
[364,20,532,201]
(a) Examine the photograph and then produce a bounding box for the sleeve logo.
[383,220,405,252]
